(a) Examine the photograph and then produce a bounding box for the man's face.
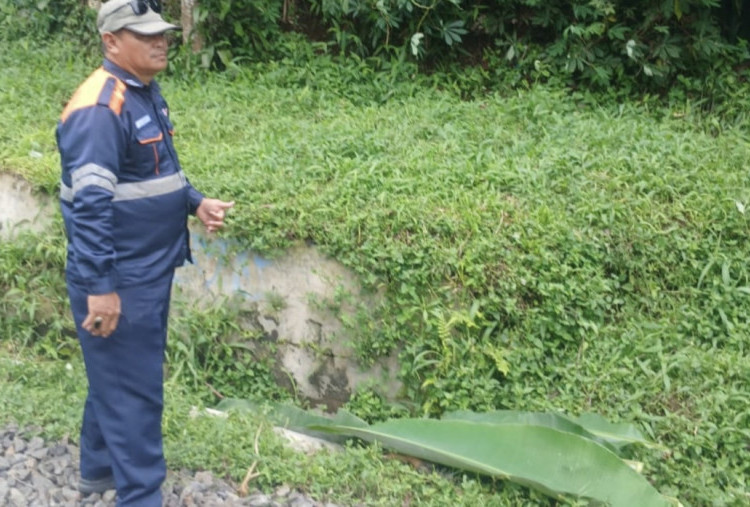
[105,29,169,83]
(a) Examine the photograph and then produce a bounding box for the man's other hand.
[83,292,122,338]
[197,198,235,233]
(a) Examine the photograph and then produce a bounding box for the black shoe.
[78,475,116,494]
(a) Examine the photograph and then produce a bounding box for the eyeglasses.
[127,0,162,15]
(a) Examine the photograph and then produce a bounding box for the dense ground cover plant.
[0,229,74,358]
[1,39,749,504]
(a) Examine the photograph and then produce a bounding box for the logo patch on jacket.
[135,115,152,129]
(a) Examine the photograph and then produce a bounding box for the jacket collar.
[102,59,159,91]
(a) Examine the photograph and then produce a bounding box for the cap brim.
[125,21,181,35]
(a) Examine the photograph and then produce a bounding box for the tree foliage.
[3,0,748,93]
[0,0,96,46]
[194,0,750,92]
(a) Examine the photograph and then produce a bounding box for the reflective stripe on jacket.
[57,59,204,294]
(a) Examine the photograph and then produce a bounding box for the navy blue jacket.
[57,59,204,294]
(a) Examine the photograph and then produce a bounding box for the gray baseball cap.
[97,0,180,35]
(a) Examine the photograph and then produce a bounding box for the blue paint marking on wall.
[253,254,272,270]
[173,233,275,301]
[228,250,250,291]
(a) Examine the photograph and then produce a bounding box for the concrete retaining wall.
[0,172,400,409]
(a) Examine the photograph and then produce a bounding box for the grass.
[0,354,545,506]
[1,38,750,505]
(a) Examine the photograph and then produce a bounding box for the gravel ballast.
[0,423,339,506]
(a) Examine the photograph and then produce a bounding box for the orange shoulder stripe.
[60,68,126,123]
[109,78,126,116]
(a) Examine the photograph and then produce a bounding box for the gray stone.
[8,454,26,466]
[12,438,26,454]
[0,480,8,502]
[28,437,45,451]
[224,491,241,502]
[17,483,34,496]
[194,470,214,485]
[247,493,274,506]
[61,487,80,501]
[164,491,180,507]
[52,457,68,475]
[275,484,291,497]
[49,444,68,457]
[49,488,66,502]
[8,487,26,507]
[82,492,102,503]
[9,467,31,482]
[29,447,49,460]
[31,471,56,491]
[288,492,316,507]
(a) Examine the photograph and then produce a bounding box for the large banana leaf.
[308,418,670,507]
[218,398,366,426]
[566,412,666,451]
[443,410,659,453]
[216,398,367,443]
[215,400,670,505]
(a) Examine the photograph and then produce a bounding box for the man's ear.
[102,32,119,56]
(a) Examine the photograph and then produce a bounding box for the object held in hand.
[94,317,103,330]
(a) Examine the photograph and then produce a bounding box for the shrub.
[0,0,98,47]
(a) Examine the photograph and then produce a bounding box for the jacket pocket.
[135,123,164,175]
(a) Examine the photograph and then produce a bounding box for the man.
[56,1,234,504]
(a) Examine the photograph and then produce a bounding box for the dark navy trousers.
[67,272,174,506]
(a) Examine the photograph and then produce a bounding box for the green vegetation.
[5,0,750,97]
[2,30,750,506]
[218,400,673,506]
[1,356,538,506]
[195,0,750,93]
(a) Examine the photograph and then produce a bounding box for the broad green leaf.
[443,410,621,453]
[566,412,666,451]
[272,403,369,430]
[309,419,669,507]
[216,398,367,443]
